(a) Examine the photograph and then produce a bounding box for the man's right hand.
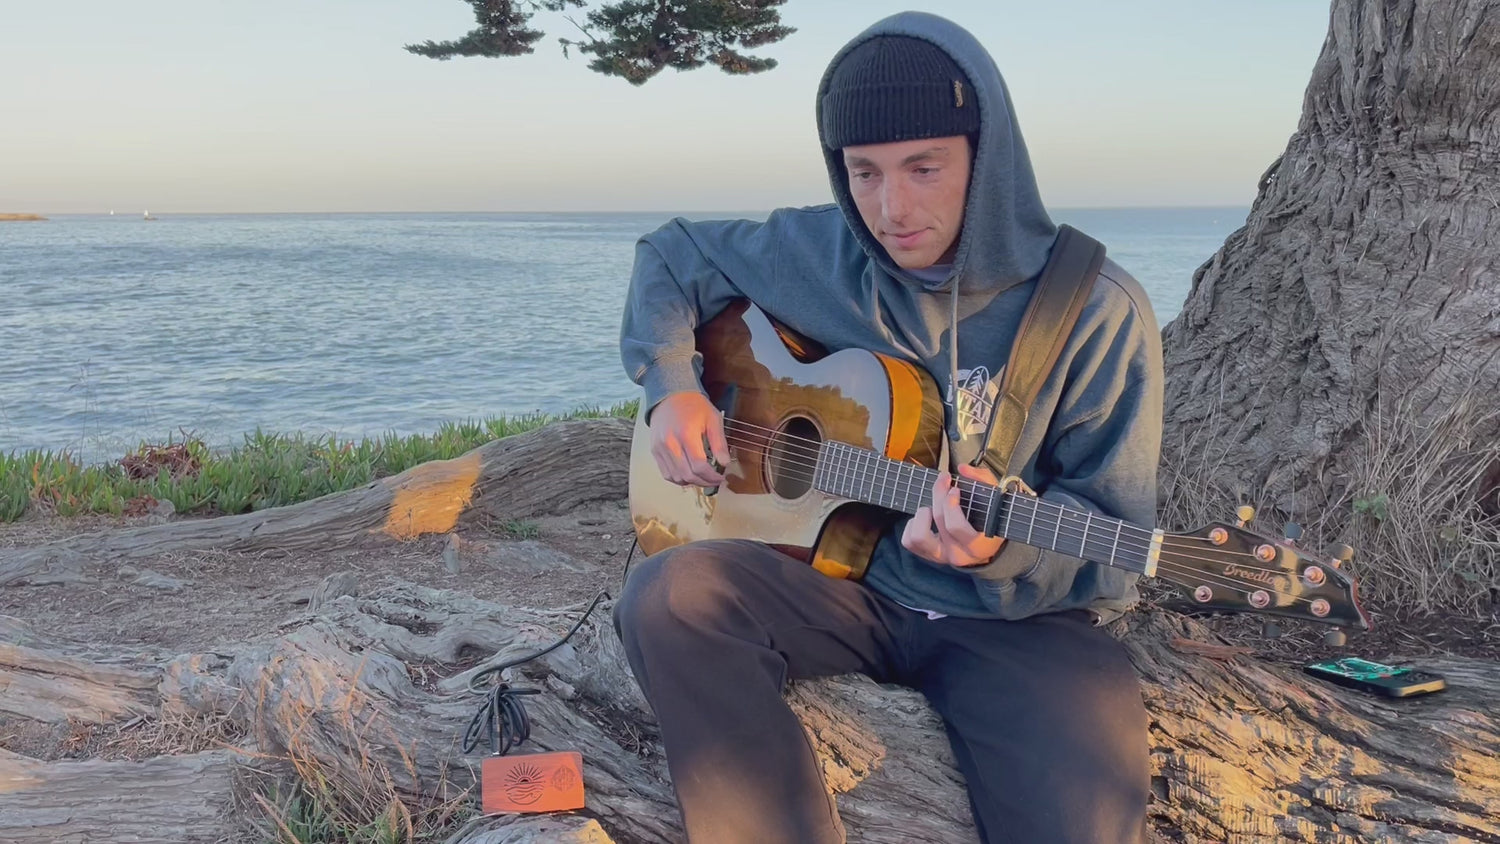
[649,391,731,488]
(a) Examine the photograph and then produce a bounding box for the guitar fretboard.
[813,441,1154,575]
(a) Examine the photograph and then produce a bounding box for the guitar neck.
[814,442,1159,577]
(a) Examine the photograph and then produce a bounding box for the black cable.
[462,589,610,756]
[461,682,539,756]
[621,534,640,590]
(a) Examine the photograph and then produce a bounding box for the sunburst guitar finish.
[628,300,945,579]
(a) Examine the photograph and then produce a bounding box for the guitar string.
[699,430,1333,606]
[712,430,1320,586]
[1151,545,1323,580]
[718,426,1168,563]
[714,417,1329,575]
[705,421,1337,609]
[1151,561,1323,608]
[717,417,1165,553]
[711,425,1330,583]
[711,427,1169,558]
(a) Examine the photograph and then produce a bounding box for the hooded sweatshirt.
[619,11,1164,621]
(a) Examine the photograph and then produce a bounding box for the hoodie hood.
[816,12,1057,294]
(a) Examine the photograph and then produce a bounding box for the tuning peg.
[1283,522,1303,544]
[1323,629,1347,647]
[1326,543,1355,568]
[1236,505,1255,528]
[1262,620,1282,640]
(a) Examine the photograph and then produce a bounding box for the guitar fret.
[1082,511,1093,559]
[878,457,887,506]
[863,450,874,503]
[1110,519,1123,567]
[1052,503,1063,550]
[1025,496,1036,545]
[840,443,852,500]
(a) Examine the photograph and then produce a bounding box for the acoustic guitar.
[628,300,1371,632]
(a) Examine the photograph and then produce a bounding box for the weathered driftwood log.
[153,585,1499,844]
[3,583,1498,842]
[0,748,241,844]
[0,418,633,587]
[0,641,157,724]
[1,418,1496,842]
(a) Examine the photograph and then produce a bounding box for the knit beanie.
[820,35,980,150]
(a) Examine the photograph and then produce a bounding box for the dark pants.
[613,539,1149,844]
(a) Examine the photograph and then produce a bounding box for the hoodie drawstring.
[945,282,961,444]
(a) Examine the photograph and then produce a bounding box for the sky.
[0,1,1333,214]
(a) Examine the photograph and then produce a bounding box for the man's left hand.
[901,462,1007,567]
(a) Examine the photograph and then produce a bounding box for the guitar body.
[629,300,945,579]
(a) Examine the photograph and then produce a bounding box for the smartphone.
[1303,657,1446,698]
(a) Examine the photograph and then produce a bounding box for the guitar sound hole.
[768,416,820,499]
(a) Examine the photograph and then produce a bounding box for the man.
[615,11,1163,844]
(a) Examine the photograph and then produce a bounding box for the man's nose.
[881,178,909,222]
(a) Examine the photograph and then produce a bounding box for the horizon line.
[19,204,1253,217]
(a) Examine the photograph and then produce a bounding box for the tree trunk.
[1160,1,1500,538]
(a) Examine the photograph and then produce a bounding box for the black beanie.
[820,35,980,150]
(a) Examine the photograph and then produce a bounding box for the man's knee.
[613,541,751,648]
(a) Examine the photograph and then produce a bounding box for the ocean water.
[1,208,1247,462]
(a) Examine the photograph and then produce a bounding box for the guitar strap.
[973,224,1106,477]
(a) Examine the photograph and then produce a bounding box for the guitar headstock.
[1155,513,1372,631]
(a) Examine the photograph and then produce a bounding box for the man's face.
[843,135,971,270]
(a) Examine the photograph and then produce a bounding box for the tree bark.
[0,418,632,588]
[1161,0,1500,519]
[0,748,241,843]
[7,584,1492,843]
[2,420,1497,841]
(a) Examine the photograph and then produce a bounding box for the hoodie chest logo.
[953,366,1002,439]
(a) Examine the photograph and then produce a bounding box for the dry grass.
[1324,393,1500,613]
[1159,387,1500,620]
[0,709,245,763]
[239,669,473,844]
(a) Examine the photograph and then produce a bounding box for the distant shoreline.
[0,213,47,221]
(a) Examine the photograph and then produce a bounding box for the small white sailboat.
[143,209,157,221]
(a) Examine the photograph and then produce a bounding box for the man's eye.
[914,166,938,176]
[850,171,874,182]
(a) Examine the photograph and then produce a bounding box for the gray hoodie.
[619,12,1164,621]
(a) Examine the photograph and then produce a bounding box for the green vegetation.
[407,0,793,85]
[0,402,637,524]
